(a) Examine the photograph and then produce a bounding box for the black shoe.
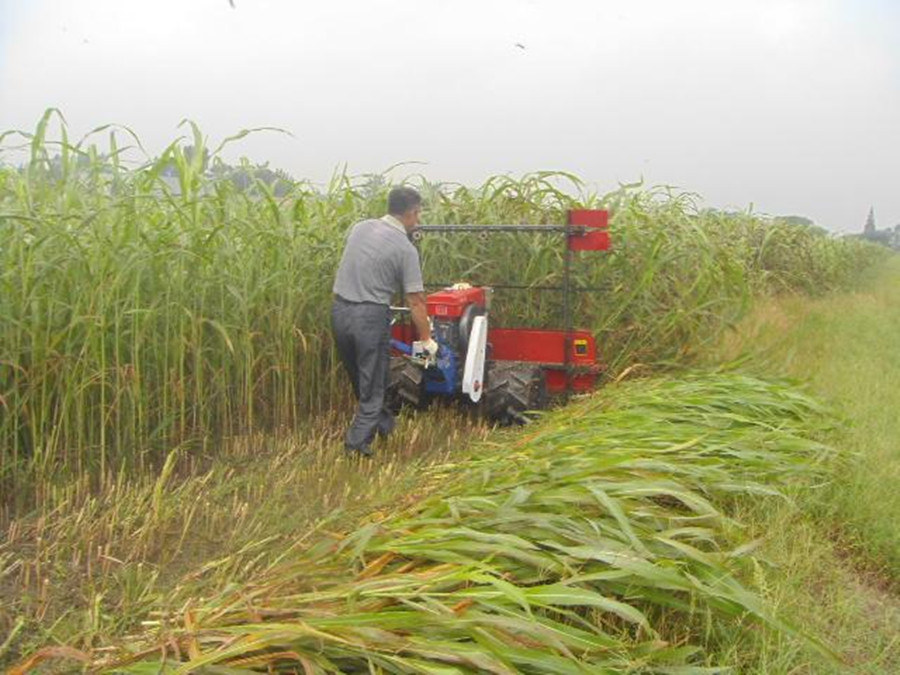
[376,413,396,438]
[344,443,373,458]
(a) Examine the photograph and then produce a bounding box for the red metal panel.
[488,327,599,393]
[567,209,611,251]
[544,370,597,393]
[391,323,416,344]
[487,328,594,363]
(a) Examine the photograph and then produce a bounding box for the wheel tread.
[484,361,547,425]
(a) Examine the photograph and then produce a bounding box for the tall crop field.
[0,110,884,510]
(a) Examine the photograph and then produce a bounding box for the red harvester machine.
[389,209,610,424]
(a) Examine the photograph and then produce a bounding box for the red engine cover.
[426,287,486,318]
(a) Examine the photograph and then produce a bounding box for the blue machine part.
[424,338,457,395]
[390,339,412,355]
[389,335,458,396]
[424,319,459,395]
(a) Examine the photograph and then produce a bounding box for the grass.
[710,255,900,574]
[698,255,900,672]
[0,403,490,667]
[0,111,884,506]
[59,373,840,673]
[711,498,900,673]
[0,110,893,672]
[91,256,898,675]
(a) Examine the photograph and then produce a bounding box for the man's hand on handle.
[420,338,438,357]
[411,337,439,367]
[406,292,431,342]
[405,292,438,366]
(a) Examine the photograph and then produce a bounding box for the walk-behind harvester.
[388,209,611,424]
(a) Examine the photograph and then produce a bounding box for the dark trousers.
[331,297,396,451]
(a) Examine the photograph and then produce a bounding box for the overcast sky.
[0,0,897,232]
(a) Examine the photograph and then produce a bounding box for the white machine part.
[461,315,488,402]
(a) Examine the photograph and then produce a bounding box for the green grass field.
[2,113,899,672]
[703,256,900,672]
[6,261,900,672]
[712,256,900,575]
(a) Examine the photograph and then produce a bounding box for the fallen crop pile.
[81,373,836,674]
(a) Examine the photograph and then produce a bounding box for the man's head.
[388,186,422,231]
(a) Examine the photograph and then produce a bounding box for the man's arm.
[406,292,432,343]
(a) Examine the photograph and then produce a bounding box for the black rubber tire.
[483,361,548,425]
[386,356,428,413]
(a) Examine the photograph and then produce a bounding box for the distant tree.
[183,145,210,172]
[872,231,892,246]
[779,215,815,228]
[207,157,295,197]
[774,215,827,236]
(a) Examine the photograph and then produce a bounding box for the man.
[331,186,437,457]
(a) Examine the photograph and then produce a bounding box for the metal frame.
[413,225,593,234]
[410,221,600,399]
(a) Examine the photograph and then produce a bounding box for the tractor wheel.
[483,361,548,425]
[386,356,428,413]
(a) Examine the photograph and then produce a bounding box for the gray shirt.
[332,217,425,305]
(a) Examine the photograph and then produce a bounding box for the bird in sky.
[515,42,526,50]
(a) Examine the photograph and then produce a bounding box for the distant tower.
[864,207,876,237]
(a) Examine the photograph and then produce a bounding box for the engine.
[423,286,489,395]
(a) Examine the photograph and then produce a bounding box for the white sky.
[0,0,898,232]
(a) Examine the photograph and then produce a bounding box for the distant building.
[864,207,876,237]
[859,207,899,250]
